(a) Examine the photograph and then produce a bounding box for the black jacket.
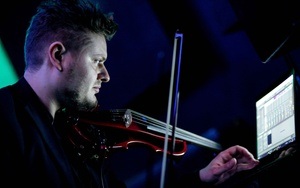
[0,77,126,188]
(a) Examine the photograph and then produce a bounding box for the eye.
[94,57,106,64]
[93,58,106,70]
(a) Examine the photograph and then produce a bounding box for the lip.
[93,86,100,93]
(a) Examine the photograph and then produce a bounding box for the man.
[0,0,259,187]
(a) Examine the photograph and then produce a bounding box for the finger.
[215,158,237,176]
[236,160,259,172]
[227,145,254,159]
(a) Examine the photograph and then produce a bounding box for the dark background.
[1,0,300,187]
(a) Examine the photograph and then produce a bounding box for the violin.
[58,108,222,161]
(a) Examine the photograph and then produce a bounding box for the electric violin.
[59,108,221,161]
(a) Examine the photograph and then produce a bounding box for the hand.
[279,146,296,158]
[199,145,259,185]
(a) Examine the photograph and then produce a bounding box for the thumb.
[220,158,237,175]
[214,158,238,185]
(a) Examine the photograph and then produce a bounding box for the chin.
[87,98,98,109]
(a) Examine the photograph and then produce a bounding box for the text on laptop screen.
[256,74,296,160]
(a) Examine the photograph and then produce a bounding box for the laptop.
[224,69,300,187]
[254,69,299,167]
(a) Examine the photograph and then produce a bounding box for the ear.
[48,42,66,72]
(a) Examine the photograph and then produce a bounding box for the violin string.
[126,109,222,150]
[110,109,221,150]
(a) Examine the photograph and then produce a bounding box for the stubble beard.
[59,88,98,112]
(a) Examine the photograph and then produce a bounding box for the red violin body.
[62,109,188,160]
[56,108,221,161]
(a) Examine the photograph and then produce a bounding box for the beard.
[58,88,98,112]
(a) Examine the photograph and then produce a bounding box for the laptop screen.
[255,71,296,160]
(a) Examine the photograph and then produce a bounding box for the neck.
[24,72,59,118]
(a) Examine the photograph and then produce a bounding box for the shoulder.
[0,85,14,111]
[0,83,27,129]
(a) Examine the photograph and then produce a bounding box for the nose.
[97,66,110,82]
